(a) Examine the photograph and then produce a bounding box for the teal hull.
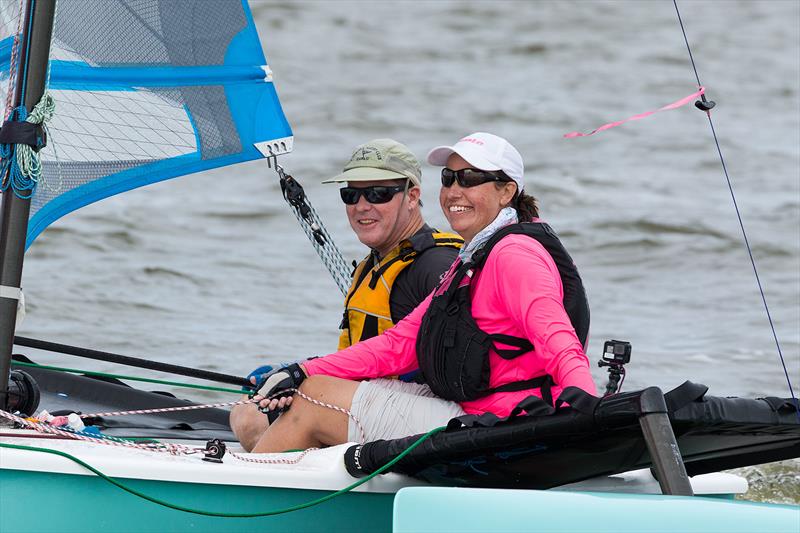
[394,487,800,533]
[4,457,798,533]
[1,469,394,533]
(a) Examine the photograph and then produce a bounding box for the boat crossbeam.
[636,387,694,496]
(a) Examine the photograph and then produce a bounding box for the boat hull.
[393,487,800,533]
[1,468,394,533]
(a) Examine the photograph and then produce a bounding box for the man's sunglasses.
[340,183,407,205]
[441,167,512,188]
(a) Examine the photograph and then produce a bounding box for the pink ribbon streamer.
[564,87,706,138]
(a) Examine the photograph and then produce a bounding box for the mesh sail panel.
[0,0,22,118]
[0,0,292,246]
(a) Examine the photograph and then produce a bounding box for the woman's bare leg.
[251,375,360,453]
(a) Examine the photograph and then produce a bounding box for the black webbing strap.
[0,120,46,151]
[408,230,436,251]
[408,230,464,251]
[489,333,534,359]
[345,256,374,303]
[450,386,601,429]
[368,250,413,289]
[760,397,800,413]
[447,411,502,430]
[488,374,554,405]
[367,232,462,290]
[555,386,602,415]
[507,394,556,419]
[663,380,709,412]
[431,238,466,245]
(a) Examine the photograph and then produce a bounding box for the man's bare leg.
[230,399,268,452]
[251,375,360,453]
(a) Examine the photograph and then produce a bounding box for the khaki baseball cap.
[322,139,422,186]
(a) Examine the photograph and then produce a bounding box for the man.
[230,139,461,450]
[328,139,462,350]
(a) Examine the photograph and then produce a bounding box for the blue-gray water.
[14,0,800,501]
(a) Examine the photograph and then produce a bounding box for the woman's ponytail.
[515,191,539,221]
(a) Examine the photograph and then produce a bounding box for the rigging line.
[266,153,352,295]
[672,0,798,414]
[17,0,35,103]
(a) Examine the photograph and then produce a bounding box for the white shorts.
[347,378,466,443]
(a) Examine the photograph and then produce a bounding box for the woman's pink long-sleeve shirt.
[304,233,596,417]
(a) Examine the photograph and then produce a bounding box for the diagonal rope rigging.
[672,0,798,416]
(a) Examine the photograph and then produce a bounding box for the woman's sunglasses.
[340,183,407,205]
[441,167,511,188]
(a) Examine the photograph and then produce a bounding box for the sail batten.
[0,0,293,247]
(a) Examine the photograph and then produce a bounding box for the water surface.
[14,0,800,498]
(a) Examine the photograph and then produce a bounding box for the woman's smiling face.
[439,153,517,243]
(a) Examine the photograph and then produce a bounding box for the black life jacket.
[416,222,590,404]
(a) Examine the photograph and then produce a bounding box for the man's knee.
[230,402,267,451]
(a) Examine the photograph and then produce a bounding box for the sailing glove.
[252,363,306,413]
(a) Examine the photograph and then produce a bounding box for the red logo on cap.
[461,137,484,146]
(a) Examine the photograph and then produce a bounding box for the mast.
[0,0,56,413]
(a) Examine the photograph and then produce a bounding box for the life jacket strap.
[487,374,555,405]
[489,333,534,359]
[368,234,464,289]
[369,250,412,289]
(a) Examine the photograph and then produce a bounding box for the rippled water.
[11,0,800,502]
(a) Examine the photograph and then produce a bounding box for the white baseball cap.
[427,132,524,192]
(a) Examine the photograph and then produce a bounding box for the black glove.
[252,363,306,414]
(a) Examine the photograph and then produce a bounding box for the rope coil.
[0,91,55,199]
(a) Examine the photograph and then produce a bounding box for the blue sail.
[0,0,292,247]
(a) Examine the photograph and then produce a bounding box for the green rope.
[16,91,54,178]
[11,360,245,395]
[0,426,445,517]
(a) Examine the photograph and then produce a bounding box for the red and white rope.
[80,387,367,444]
[228,447,319,465]
[290,389,367,444]
[2,407,330,466]
[1,385,367,464]
[81,399,253,419]
[0,408,199,455]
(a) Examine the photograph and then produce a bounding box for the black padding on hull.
[13,354,236,441]
[346,382,800,489]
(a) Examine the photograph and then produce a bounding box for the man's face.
[344,179,416,252]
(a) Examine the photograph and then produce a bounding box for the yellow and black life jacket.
[338,229,463,350]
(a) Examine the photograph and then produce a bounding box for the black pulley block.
[6,369,40,416]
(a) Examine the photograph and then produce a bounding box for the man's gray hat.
[322,139,422,186]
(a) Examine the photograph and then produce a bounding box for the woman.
[246,132,596,453]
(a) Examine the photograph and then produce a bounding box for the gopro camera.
[602,340,631,366]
